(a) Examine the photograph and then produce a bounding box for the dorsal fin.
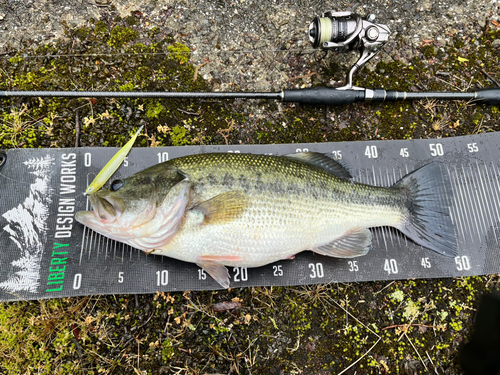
[283,152,351,179]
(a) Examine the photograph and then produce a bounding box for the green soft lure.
[84,125,144,195]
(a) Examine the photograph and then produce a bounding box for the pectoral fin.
[194,191,248,225]
[197,262,231,289]
[313,228,372,258]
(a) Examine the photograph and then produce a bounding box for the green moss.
[170,126,191,146]
[421,44,436,59]
[161,339,176,362]
[167,43,191,64]
[0,299,93,374]
[107,26,139,49]
[0,104,43,148]
[72,26,92,41]
[145,102,164,119]
[8,56,23,64]
[125,16,137,26]
[94,21,109,36]
[149,26,161,38]
[118,82,135,91]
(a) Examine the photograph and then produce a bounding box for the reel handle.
[282,87,365,105]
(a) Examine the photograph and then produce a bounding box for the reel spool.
[309,11,361,51]
[309,11,391,89]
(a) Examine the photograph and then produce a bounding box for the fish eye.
[110,179,125,191]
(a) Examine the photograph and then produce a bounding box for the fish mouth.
[76,194,125,227]
[91,193,125,222]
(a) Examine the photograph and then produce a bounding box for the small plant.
[107,26,138,49]
[1,104,41,148]
[170,125,191,146]
[167,43,191,64]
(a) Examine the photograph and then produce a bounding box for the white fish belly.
[157,192,404,267]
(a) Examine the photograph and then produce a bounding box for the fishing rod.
[1,11,499,106]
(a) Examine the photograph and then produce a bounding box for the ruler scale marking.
[475,161,499,245]
[367,168,381,248]
[383,168,396,247]
[454,167,475,244]
[447,166,466,245]
[392,167,403,248]
[484,162,500,229]
[461,165,483,242]
[468,165,489,241]
[372,165,389,252]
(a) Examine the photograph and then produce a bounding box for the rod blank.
[0,90,281,100]
[1,87,499,106]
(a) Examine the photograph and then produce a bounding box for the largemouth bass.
[75,152,457,288]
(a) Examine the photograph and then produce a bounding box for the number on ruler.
[198,269,207,280]
[156,270,169,286]
[455,256,471,271]
[123,157,129,167]
[157,152,169,163]
[348,260,359,272]
[309,263,324,278]
[429,143,444,156]
[84,153,92,167]
[421,258,431,269]
[228,150,241,153]
[273,265,283,277]
[233,267,248,282]
[365,145,378,159]
[73,273,82,290]
[118,272,124,283]
[384,259,398,274]
[467,143,479,153]
[400,148,409,157]
[331,150,342,160]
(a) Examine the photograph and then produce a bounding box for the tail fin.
[394,162,458,257]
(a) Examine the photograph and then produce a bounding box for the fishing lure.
[84,125,144,195]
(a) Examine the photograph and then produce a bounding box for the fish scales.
[75,152,458,288]
[161,153,406,265]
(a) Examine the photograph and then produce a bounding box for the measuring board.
[1,133,499,302]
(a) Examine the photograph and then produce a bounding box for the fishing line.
[0,172,29,184]
[0,171,71,199]
[0,48,321,60]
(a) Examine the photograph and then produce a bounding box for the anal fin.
[197,262,231,289]
[313,228,372,258]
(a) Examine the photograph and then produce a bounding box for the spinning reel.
[308,11,391,89]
